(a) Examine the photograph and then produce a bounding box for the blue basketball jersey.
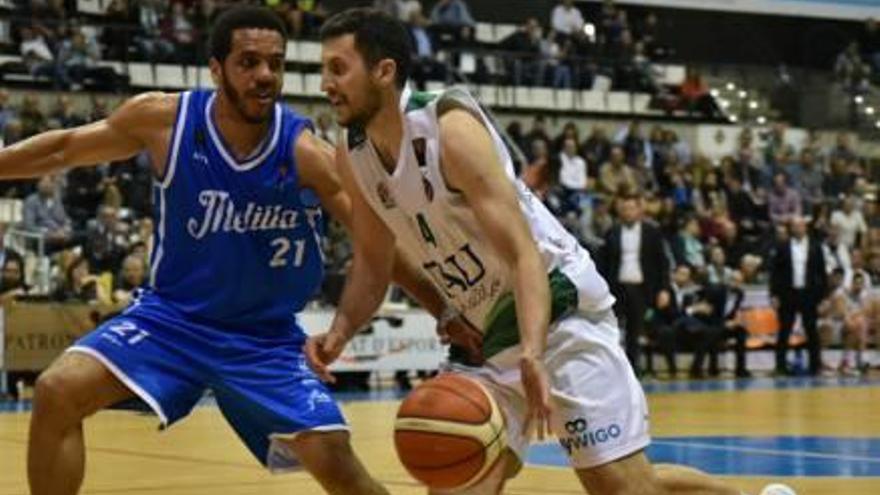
[147,90,324,332]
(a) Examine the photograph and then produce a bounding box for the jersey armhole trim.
[157,91,190,189]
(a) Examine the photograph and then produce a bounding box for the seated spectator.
[288,0,329,38]
[651,264,723,378]
[162,2,199,64]
[677,68,714,115]
[830,195,867,251]
[135,0,175,62]
[57,29,101,90]
[0,222,24,274]
[407,9,447,89]
[557,136,590,212]
[581,126,611,178]
[499,18,544,87]
[0,257,29,304]
[521,140,553,200]
[112,254,147,309]
[551,0,584,39]
[831,272,877,375]
[767,172,802,225]
[84,205,130,274]
[701,281,751,378]
[598,145,637,197]
[53,256,109,305]
[22,175,76,251]
[706,246,737,286]
[671,214,707,271]
[18,25,60,88]
[50,95,87,129]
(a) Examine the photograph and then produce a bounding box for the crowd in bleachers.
[0,1,878,383]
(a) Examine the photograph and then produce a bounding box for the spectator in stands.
[288,0,329,38]
[830,133,858,163]
[500,18,544,87]
[598,144,637,196]
[671,214,706,272]
[0,222,24,275]
[373,0,422,22]
[551,121,579,155]
[787,148,824,212]
[557,136,589,209]
[0,89,15,139]
[65,164,115,227]
[407,8,447,89]
[0,256,29,303]
[53,255,108,305]
[18,25,60,88]
[652,264,723,378]
[521,139,552,200]
[770,216,827,376]
[868,248,880,286]
[19,94,47,138]
[581,125,611,178]
[540,31,574,88]
[824,157,854,198]
[135,0,175,62]
[725,175,759,232]
[847,248,873,290]
[430,0,474,28]
[84,205,130,274]
[616,120,651,169]
[600,192,668,376]
[22,174,74,250]
[834,41,870,93]
[104,0,139,60]
[57,29,103,90]
[550,0,584,40]
[767,172,802,225]
[50,95,86,129]
[823,224,853,278]
[706,245,737,286]
[112,253,147,308]
[830,195,867,250]
[162,1,199,64]
[832,272,875,375]
[525,115,551,152]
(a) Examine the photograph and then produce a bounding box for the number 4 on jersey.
[416,213,437,247]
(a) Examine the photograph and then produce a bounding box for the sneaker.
[760,483,798,495]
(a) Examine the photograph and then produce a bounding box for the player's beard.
[221,73,275,125]
[344,81,384,129]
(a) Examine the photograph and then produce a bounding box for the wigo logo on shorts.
[558,418,623,455]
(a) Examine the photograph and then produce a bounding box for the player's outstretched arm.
[439,108,553,438]
[0,92,176,179]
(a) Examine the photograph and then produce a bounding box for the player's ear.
[375,58,398,88]
[208,58,222,87]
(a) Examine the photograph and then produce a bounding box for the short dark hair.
[210,6,288,62]
[320,8,412,89]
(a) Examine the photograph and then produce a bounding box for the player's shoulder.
[110,91,180,129]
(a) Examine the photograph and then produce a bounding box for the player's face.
[213,29,285,124]
[321,34,383,127]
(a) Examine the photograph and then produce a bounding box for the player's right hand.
[304,331,347,383]
[437,315,485,365]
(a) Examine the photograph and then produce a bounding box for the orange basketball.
[394,373,506,491]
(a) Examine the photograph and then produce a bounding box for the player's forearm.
[513,251,551,359]
[330,256,392,342]
[0,129,73,178]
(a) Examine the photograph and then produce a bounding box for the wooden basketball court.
[1,377,878,494]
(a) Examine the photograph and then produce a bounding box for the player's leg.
[28,352,133,495]
[30,300,206,495]
[574,450,741,495]
[280,430,389,495]
[209,326,388,494]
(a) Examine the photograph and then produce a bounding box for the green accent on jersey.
[480,269,579,360]
[416,213,437,247]
[405,91,439,112]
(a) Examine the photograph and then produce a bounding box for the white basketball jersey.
[345,86,614,357]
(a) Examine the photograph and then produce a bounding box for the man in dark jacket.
[600,192,669,375]
[770,216,827,375]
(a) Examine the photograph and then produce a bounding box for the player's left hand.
[304,331,347,383]
[520,354,554,441]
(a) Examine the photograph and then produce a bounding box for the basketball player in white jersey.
[308,8,797,495]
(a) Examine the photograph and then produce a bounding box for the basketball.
[394,373,506,491]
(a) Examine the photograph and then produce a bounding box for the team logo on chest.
[376,181,396,209]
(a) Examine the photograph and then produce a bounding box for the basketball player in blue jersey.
[0,7,397,495]
[310,8,796,495]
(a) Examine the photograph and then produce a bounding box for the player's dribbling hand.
[304,331,347,383]
[520,354,554,441]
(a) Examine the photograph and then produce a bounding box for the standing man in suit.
[770,216,827,375]
[601,192,669,375]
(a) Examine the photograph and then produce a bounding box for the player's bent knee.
[33,370,85,426]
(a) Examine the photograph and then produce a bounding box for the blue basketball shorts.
[68,292,347,472]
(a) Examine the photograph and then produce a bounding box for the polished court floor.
[1,376,878,494]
